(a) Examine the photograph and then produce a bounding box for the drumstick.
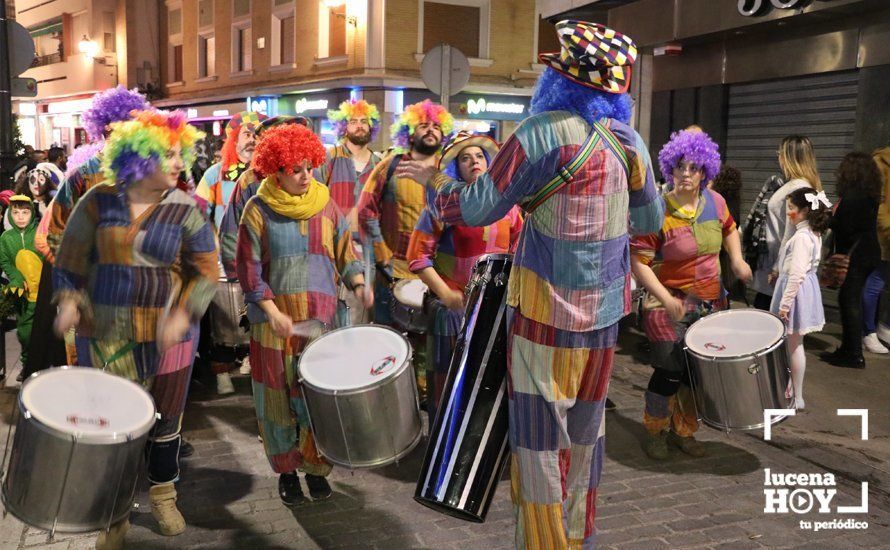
[363,235,374,288]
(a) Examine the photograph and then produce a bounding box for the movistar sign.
[466,98,525,116]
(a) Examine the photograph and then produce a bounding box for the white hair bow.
[804,190,831,210]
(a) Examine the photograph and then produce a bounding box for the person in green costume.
[0,195,42,372]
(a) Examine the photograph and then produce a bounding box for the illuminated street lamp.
[78,35,99,58]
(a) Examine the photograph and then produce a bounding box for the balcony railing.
[31,51,63,68]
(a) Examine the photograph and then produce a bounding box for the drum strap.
[91,341,138,370]
[523,119,629,214]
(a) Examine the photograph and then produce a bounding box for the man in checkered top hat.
[398,20,664,548]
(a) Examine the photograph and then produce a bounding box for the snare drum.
[684,309,793,431]
[391,279,429,334]
[298,325,422,468]
[2,367,156,533]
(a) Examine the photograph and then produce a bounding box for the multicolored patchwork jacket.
[408,205,523,290]
[631,188,736,301]
[431,111,663,331]
[219,167,261,280]
[358,152,437,279]
[35,154,106,263]
[53,186,219,342]
[236,193,362,327]
[314,143,381,239]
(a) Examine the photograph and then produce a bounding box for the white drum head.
[299,326,410,391]
[393,279,427,308]
[21,367,156,443]
[685,309,785,358]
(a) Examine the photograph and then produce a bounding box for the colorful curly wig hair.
[328,99,381,141]
[220,111,267,172]
[101,109,204,188]
[529,68,633,127]
[389,99,454,153]
[658,129,722,187]
[251,124,327,177]
[81,86,150,141]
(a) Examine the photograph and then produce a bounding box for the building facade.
[12,0,161,150]
[545,0,890,216]
[155,0,552,147]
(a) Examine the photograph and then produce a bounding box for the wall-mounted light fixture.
[78,35,99,57]
[322,0,357,25]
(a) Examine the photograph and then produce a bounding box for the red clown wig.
[251,124,327,177]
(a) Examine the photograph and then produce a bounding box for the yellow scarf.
[257,175,330,220]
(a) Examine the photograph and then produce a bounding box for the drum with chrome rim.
[684,309,793,431]
[2,367,156,533]
[298,325,422,468]
[390,279,429,334]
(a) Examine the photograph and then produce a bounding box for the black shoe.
[279,472,305,506]
[179,440,194,458]
[16,371,25,383]
[304,474,332,500]
[605,398,617,411]
[822,349,866,369]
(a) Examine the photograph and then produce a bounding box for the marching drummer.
[236,123,371,506]
[358,100,454,401]
[196,111,267,394]
[53,109,218,547]
[630,129,752,461]
[406,132,522,418]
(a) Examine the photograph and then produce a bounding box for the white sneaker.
[876,323,890,346]
[239,356,252,375]
[217,372,235,395]
[793,397,806,410]
[863,333,889,354]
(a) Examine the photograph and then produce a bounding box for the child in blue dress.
[771,187,832,410]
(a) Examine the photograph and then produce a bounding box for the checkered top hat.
[225,111,267,140]
[538,20,638,94]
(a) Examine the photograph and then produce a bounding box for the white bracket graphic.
[837,482,869,514]
[837,409,869,440]
[763,409,796,441]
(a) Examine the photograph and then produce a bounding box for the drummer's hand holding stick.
[630,255,685,322]
[53,298,81,337]
[157,307,191,353]
[418,267,465,312]
[258,299,293,339]
[351,275,375,310]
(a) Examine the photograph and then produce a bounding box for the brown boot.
[95,517,129,550]
[149,483,186,536]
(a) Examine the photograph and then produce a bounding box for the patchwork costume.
[430,23,662,546]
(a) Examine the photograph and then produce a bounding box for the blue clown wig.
[529,68,633,126]
[658,129,722,187]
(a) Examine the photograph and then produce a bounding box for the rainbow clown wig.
[81,86,150,141]
[101,109,204,188]
[220,111,267,172]
[327,99,381,140]
[658,129,722,187]
[251,124,327,177]
[389,99,454,153]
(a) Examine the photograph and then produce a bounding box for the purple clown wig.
[81,85,150,141]
[529,68,633,126]
[101,109,204,189]
[658,129,722,187]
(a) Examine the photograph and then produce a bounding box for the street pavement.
[0,314,888,549]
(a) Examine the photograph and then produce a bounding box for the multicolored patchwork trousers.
[249,322,332,477]
[507,311,618,549]
[641,290,725,437]
[76,326,198,483]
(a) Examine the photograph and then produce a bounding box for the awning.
[29,22,62,38]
